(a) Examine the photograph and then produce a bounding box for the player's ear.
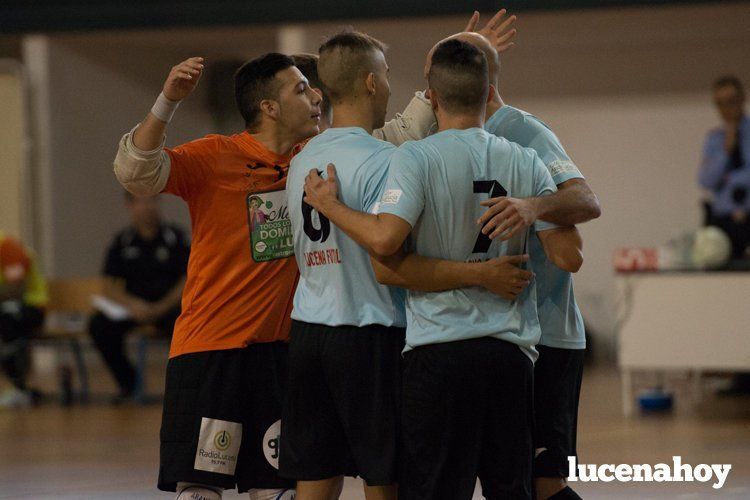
[487,84,496,104]
[426,88,439,113]
[260,99,279,120]
[365,73,376,96]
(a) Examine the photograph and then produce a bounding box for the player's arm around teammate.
[303,163,534,299]
[534,225,583,273]
[305,161,582,274]
[371,250,533,299]
[477,179,600,241]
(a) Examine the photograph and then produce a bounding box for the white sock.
[176,482,223,500]
[247,488,296,500]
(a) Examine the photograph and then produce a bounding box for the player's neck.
[437,112,484,132]
[249,125,300,157]
[330,102,375,134]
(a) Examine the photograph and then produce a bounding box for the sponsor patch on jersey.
[247,189,294,262]
[380,189,403,205]
[547,160,580,178]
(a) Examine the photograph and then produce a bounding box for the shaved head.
[428,38,488,115]
[425,32,500,88]
[318,30,387,103]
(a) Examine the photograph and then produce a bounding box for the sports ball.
[691,226,732,269]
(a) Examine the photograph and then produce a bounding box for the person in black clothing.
[89,192,188,402]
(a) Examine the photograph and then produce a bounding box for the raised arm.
[536,227,583,273]
[373,91,436,146]
[464,8,518,54]
[373,8,518,147]
[114,57,204,196]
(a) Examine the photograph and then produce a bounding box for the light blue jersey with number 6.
[287,127,405,328]
[376,128,556,360]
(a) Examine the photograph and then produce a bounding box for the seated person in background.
[0,232,48,408]
[89,192,188,403]
[699,75,750,259]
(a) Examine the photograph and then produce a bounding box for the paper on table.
[91,294,131,321]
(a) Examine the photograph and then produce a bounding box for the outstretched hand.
[464,8,518,54]
[163,57,204,101]
[303,163,339,214]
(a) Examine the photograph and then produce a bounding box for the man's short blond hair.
[317,30,387,103]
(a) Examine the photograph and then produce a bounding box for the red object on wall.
[613,248,660,272]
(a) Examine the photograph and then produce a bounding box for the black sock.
[548,486,583,500]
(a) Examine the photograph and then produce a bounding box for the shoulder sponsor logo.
[381,189,402,205]
[548,160,578,177]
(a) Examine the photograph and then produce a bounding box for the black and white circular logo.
[263,420,282,469]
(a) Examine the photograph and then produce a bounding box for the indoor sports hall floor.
[1,364,748,499]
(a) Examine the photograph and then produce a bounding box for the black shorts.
[279,320,405,486]
[400,337,534,500]
[533,345,585,478]
[158,343,293,493]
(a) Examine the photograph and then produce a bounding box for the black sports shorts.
[158,343,293,493]
[399,337,534,500]
[279,320,405,486]
[533,344,585,478]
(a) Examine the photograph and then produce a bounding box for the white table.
[616,272,750,415]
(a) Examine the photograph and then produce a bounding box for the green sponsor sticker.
[247,190,294,262]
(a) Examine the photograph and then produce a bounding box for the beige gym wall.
[0,63,26,241]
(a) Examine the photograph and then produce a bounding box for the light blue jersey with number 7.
[376,128,556,361]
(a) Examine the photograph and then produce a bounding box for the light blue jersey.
[485,105,586,349]
[288,127,405,328]
[377,128,557,361]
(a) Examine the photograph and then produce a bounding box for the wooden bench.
[35,278,169,404]
[35,277,102,404]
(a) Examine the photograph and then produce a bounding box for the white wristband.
[150,92,181,123]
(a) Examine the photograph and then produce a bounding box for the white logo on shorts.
[263,420,282,469]
[194,417,242,475]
